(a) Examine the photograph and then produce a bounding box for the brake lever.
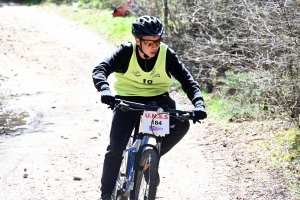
[107,98,116,110]
[108,104,115,110]
[192,114,202,124]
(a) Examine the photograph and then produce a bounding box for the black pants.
[100,94,190,196]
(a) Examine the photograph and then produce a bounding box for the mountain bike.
[111,99,195,200]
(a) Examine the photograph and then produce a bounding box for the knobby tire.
[112,139,133,200]
[134,149,159,200]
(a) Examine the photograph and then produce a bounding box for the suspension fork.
[155,137,163,156]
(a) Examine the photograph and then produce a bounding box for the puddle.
[0,108,41,137]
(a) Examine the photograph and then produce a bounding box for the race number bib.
[142,111,170,135]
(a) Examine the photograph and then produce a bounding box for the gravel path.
[0,3,294,200]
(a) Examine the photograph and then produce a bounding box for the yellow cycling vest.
[114,41,173,96]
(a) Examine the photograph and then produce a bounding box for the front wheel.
[112,138,133,200]
[134,149,159,200]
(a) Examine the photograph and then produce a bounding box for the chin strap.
[138,39,149,72]
[138,45,149,59]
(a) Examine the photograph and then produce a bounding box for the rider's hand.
[100,86,115,109]
[192,100,207,123]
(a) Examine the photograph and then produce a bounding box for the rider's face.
[136,35,161,59]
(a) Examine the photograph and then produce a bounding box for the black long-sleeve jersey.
[92,41,203,105]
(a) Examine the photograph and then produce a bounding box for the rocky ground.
[0,3,297,200]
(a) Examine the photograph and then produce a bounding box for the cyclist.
[92,15,207,200]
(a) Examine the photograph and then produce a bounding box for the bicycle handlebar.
[114,98,194,122]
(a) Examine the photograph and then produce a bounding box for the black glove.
[100,87,115,109]
[192,100,207,124]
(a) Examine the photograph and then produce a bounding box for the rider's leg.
[100,107,140,196]
[154,95,190,156]
[160,114,190,156]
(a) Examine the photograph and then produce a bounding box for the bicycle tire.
[134,149,159,200]
[112,139,133,200]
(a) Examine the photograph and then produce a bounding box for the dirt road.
[1,3,294,200]
[0,4,224,200]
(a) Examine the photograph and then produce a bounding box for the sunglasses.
[141,38,161,47]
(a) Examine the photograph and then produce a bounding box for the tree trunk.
[163,0,168,33]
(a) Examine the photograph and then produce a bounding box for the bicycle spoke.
[134,149,159,200]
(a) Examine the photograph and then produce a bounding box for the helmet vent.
[132,15,165,37]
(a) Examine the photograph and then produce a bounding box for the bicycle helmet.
[132,15,165,38]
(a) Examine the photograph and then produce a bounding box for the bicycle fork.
[121,135,163,199]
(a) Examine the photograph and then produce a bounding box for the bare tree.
[132,0,300,125]
[161,0,300,125]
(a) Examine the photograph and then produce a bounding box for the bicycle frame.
[116,115,164,198]
[112,99,194,200]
